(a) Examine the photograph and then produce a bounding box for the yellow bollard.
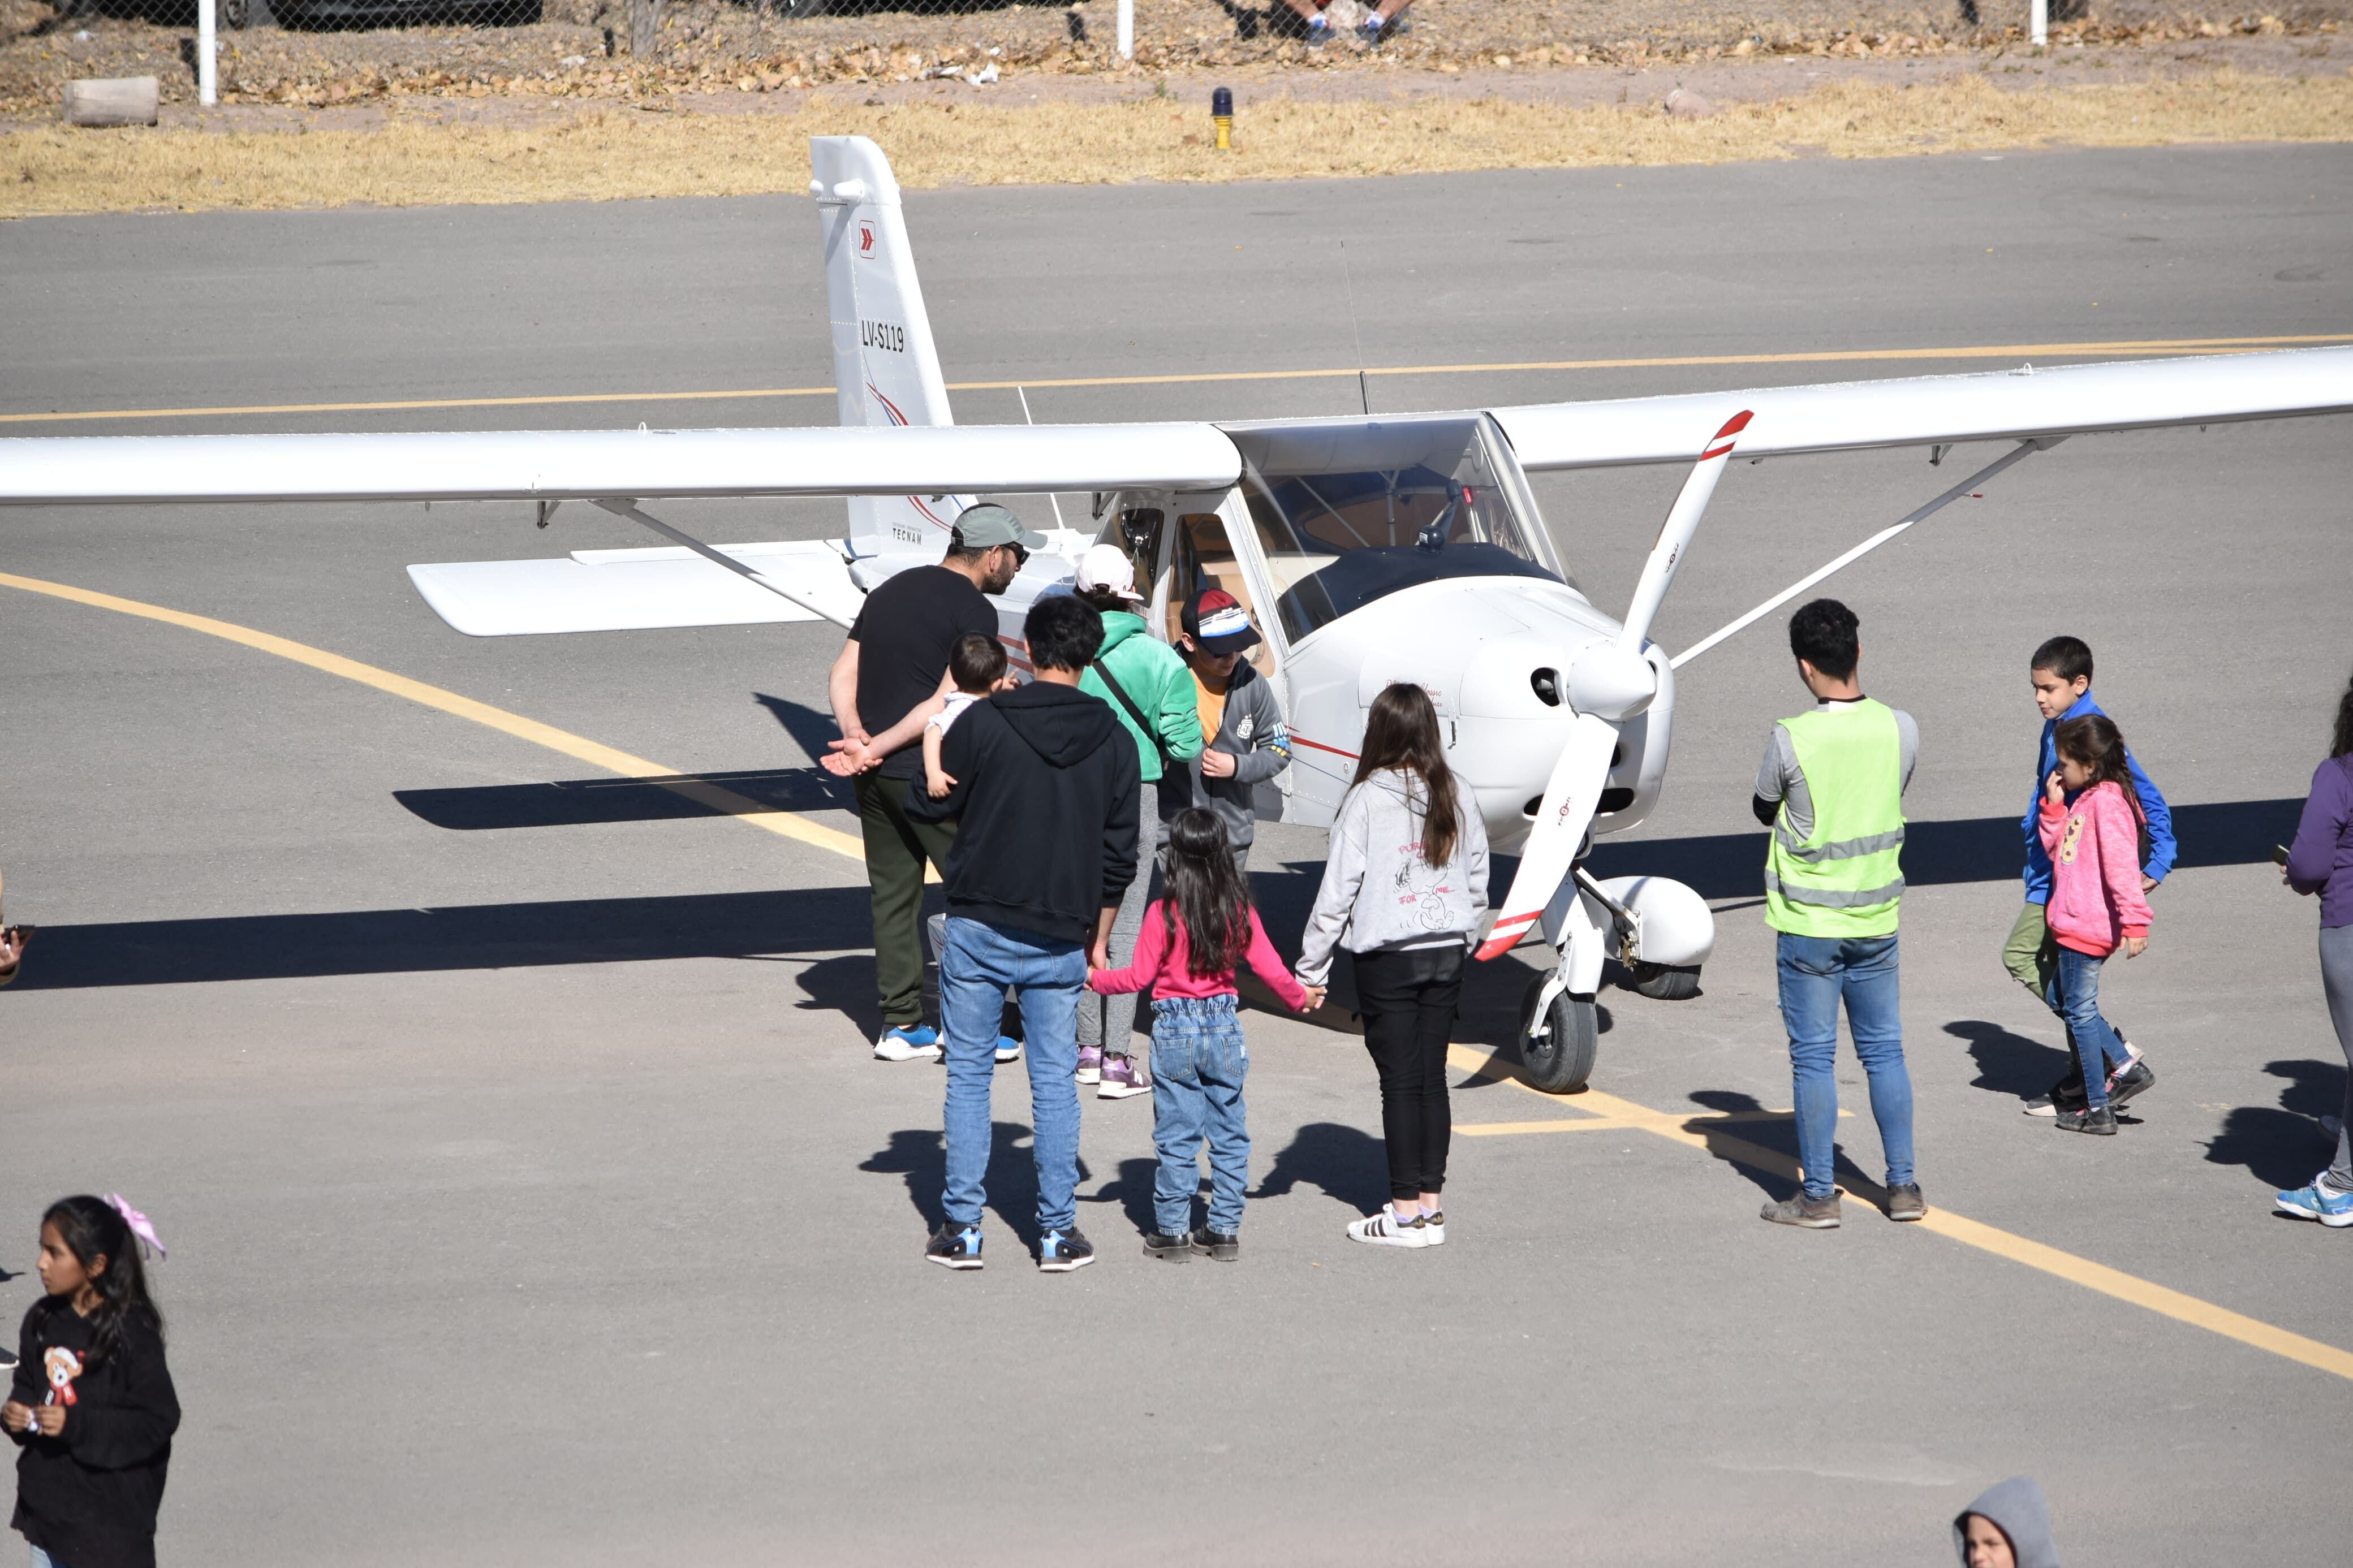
[1212,85,1233,152]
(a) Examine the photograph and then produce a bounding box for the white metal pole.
[2030,0,2047,47]
[1117,0,1133,58]
[197,0,217,106]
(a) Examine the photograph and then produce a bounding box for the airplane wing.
[1490,344,2353,470]
[407,539,864,637]
[0,422,1241,507]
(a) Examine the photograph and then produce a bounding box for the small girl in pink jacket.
[2039,714,2156,1135]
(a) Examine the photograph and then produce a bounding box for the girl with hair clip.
[1091,808,1324,1261]
[5,1195,179,1568]
[1298,684,1490,1247]
[2039,713,2157,1137]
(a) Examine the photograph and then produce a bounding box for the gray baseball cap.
[953,503,1049,552]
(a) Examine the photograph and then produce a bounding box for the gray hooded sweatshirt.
[1953,1476,2061,1568]
[1297,768,1490,987]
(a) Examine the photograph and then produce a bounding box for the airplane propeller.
[1475,410,1752,963]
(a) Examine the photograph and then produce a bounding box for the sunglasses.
[998,542,1029,568]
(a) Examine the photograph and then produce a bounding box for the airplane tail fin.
[811,135,971,561]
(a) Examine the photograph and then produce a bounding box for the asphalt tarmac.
[2,145,2349,1566]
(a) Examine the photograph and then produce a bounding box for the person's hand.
[1298,985,1328,1012]
[2142,874,2158,892]
[2125,935,2148,959]
[1,1402,32,1435]
[1200,748,1238,780]
[2044,769,2065,806]
[30,1405,64,1438]
[0,927,22,974]
[926,776,954,798]
[1089,941,1110,971]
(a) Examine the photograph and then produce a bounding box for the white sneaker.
[873,1025,942,1062]
[1420,1210,1446,1246]
[994,1036,1022,1065]
[1346,1206,1429,1249]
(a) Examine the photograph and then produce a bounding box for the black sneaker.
[0,1345,15,1371]
[1884,1183,1927,1221]
[1142,1231,1191,1262]
[925,1221,984,1270]
[1036,1226,1095,1272]
[2055,1105,2118,1135]
[1760,1192,1841,1228]
[1188,1226,1241,1261]
[2107,1058,2157,1111]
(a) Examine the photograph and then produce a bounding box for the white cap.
[1075,542,1144,602]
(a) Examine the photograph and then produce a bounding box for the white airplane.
[5,137,2350,1093]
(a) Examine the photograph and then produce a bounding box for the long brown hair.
[1161,809,1252,978]
[2332,669,2353,760]
[2053,714,2144,822]
[1353,683,1464,867]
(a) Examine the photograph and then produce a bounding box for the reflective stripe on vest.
[1764,699,1906,938]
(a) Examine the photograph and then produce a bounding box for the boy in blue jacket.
[2005,635,2175,1116]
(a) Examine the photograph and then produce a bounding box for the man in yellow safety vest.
[1751,598,1925,1229]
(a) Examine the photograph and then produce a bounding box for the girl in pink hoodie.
[2038,714,2156,1134]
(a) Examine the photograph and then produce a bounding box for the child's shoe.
[925,1221,984,1270]
[1097,1055,1151,1099]
[1142,1231,1192,1262]
[1346,1205,1428,1247]
[1075,1045,1104,1084]
[1189,1226,1241,1261]
[2276,1178,2353,1228]
[2054,1104,2118,1135]
[2106,1056,2156,1111]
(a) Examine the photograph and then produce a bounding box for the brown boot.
[1760,1191,1841,1228]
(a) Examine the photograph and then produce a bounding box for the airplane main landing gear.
[1519,972,1598,1094]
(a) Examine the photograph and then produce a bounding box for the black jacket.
[11,1299,179,1568]
[906,680,1141,945]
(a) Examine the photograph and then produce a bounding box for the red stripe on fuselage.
[1292,736,1359,759]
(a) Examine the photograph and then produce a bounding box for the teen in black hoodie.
[907,594,1140,1272]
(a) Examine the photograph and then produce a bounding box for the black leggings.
[1355,945,1465,1202]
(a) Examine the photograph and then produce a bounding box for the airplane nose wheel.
[1518,974,1598,1094]
[1629,961,1703,1001]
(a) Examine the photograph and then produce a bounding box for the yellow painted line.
[1459,1108,1845,1135]
[1447,1044,2353,1382]
[0,571,869,866]
[4,334,2344,425]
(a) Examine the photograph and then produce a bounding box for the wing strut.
[1669,437,2061,670]
[591,498,857,629]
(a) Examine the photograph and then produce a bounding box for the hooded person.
[1951,1476,2062,1568]
[1176,588,1291,873]
[904,593,1140,1274]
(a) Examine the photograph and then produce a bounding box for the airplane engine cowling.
[1593,874,1716,968]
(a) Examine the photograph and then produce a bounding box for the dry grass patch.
[6,70,2351,217]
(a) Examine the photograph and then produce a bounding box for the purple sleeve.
[2286,758,2352,896]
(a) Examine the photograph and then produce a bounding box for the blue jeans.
[1777,931,1916,1200]
[939,915,1087,1234]
[2053,945,2123,1110]
[1148,995,1251,1235]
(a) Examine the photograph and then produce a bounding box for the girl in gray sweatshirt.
[1298,683,1490,1250]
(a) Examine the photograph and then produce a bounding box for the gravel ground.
[3,0,2346,114]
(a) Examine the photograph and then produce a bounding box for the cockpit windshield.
[1223,414,1567,645]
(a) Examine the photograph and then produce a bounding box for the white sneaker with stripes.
[1346,1206,1429,1249]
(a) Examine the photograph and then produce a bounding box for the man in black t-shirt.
[825,503,1045,1061]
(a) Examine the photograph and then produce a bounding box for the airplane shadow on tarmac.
[16,799,2300,994]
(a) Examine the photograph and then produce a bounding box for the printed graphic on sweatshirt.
[43,1346,84,1407]
[2059,812,2086,866]
[1390,844,1459,931]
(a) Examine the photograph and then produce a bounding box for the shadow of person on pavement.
[1946,1018,2072,1104]
[859,1120,1055,1242]
[1079,1155,1166,1239]
[1249,1121,1388,1213]
[2205,1059,2347,1193]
